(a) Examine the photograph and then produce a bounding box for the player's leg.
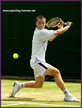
[10,61,46,97]
[10,75,45,97]
[45,66,80,102]
[45,66,66,91]
[24,75,45,88]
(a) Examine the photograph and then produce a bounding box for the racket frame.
[46,17,64,28]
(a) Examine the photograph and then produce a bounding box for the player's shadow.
[2,97,64,102]
[2,97,35,101]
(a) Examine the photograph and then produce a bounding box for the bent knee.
[52,68,61,76]
[36,84,43,88]
[35,76,44,88]
[55,69,60,74]
[35,82,43,88]
[35,84,43,88]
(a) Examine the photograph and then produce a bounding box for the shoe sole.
[10,82,17,97]
[64,99,80,102]
[13,82,16,87]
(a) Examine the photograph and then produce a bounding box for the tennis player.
[11,15,80,102]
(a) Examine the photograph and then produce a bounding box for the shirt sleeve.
[38,29,55,41]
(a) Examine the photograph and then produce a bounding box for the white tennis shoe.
[10,81,21,97]
[64,94,80,102]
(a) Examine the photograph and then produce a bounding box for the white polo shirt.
[30,27,55,64]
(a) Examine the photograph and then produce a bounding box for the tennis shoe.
[10,81,21,97]
[64,94,80,102]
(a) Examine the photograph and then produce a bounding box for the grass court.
[1,79,81,107]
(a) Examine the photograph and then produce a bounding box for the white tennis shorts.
[30,60,51,77]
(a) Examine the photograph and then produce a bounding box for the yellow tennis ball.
[13,53,19,59]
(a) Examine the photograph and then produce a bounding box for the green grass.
[1,79,81,107]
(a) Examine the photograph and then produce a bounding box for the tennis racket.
[46,17,67,28]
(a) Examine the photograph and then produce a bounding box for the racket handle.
[64,23,67,25]
[64,22,73,26]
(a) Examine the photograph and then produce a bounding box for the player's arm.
[48,22,72,42]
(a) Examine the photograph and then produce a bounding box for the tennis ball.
[13,53,19,59]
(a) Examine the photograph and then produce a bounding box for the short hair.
[36,15,46,22]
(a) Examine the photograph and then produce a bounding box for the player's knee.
[37,84,43,88]
[35,82,43,88]
[55,70,61,76]
[53,69,60,77]
[35,84,43,88]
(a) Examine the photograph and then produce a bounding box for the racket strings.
[49,20,60,26]
[47,17,60,27]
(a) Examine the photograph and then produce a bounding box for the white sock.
[63,89,71,96]
[20,83,25,88]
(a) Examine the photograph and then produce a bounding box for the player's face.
[36,18,46,29]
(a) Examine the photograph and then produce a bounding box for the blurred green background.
[1,1,81,79]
